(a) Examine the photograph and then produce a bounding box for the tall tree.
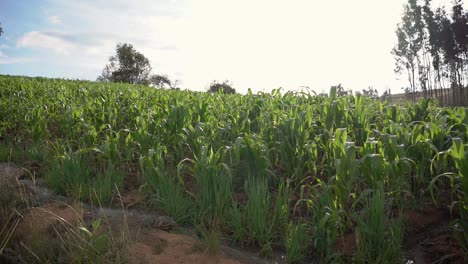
[0,22,3,36]
[394,0,468,106]
[392,0,425,102]
[97,43,152,85]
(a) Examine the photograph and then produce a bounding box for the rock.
[152,215,177,231]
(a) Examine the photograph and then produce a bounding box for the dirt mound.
[0,162,25,180]
[127,230,240,264]
[16,201,84,242]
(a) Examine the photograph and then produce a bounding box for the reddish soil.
[15,201,85,243]
[333,232,357,257]
[403,206,447,234]
[127,230,241,264]
[332,203,466,263]
[402,203,466,264]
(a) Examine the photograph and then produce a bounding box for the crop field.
[1,75,467,263]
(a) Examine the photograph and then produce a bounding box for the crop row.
[1,75,467,263]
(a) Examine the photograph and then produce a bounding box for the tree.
[332,84,351,96]
[208,80,236,94]
[97,43,152,85]
[0,22,3,36]
[392,0,425,102]
[381,89,392,100]
[150,74,172,88]
[393,0,468,106]
[361,86,379,98]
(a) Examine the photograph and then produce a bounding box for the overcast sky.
[0,0,456,94]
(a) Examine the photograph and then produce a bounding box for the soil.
[1,162,466,263]
[330,201,467,263]
[334,232,357,257]
[402,203,465,264]
[127,230,240,264]
[15,201,85,243]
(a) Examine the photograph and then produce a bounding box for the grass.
[355,183,404,264]
[92,163,124,204]
[45,152,93,200]
[286,222,309,263]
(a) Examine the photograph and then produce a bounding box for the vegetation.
[1,75,468,263]
[208,80,236,94]
[393,0,468,105]
[97,43,172,88]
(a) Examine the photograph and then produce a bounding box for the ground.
[0,162,465,263]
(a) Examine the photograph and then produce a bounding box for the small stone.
[153,215,177,231]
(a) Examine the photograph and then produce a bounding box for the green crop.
[2,75,468,262]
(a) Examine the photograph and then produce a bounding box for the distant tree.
[150,74,172,88]
[0,22,3,36]
[392,0,425,102]
[208,80,236,94]
[333,83,351,96]
[393,0,468,106]
[361,86,379,98]
[381,89,392,100]
[97,43,152,85]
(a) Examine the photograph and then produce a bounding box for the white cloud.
[16,31,75,54]
[47,15,62,24]
[0,51,6,58]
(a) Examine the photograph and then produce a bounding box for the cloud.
[47,15,62,24]
[16,31,76,54]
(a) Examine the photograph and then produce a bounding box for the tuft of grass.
[45,152,92,200]
[190,145,233,228]
[196,222,222,256]
[0,176,23,256]
[243,175,273,254]
[286,222,309,264]
[141,148,195,225]
[272,180,291,245]
[355,183,404,264]
[91,163,124,204]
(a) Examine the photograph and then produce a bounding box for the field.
[1,75,467,263]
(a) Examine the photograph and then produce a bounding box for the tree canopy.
[208,80,236,94]
[150,74,172,89]
[97,43,153,85]
[393,0,468,105]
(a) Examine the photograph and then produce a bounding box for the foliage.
[208,80,236,94]
[2,75,468,261]
[393,0,468,105]
[97,43,152,85]
[150,74,172,88]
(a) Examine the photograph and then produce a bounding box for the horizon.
[0,0,460,95]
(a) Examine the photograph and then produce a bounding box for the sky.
[0,0,456,94]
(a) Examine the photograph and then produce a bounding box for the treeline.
[393,0,468,106]
[98,43,236,94]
